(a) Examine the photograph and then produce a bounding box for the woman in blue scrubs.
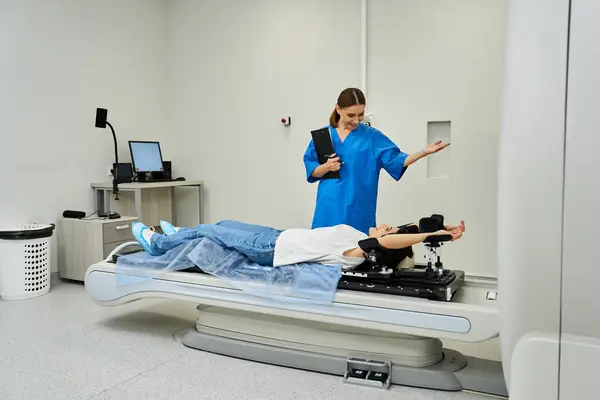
[303,88,449,234]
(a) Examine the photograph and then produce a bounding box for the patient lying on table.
[132,218,465,271]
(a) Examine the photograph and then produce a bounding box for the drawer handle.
[115,225,129,231]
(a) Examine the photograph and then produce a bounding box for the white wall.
[368,0,508,277]
[0,0,169,272]
[167,0,508,277]
[166,0,362,229]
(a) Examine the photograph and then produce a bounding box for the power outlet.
[107,165,113,178]
[363,112,374,126]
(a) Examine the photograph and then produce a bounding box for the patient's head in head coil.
[356,214,448,271]
[356,242,414,271]
[356,222,421,270]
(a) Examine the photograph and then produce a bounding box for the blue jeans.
[150,220,283,266]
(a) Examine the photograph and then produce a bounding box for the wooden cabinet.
[57,216,138,281]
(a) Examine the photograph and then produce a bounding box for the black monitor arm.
[106,121,119,200]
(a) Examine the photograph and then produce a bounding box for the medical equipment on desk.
[128,141,185,183]
[111,163,134,184]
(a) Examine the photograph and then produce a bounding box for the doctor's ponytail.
[329,87,366,128]
[329,108,340,127]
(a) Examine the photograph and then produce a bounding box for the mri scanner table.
[85,249,507,397]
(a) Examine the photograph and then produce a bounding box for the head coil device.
[419,214,453,276]
[357,237,414,274]
[353,214,453,277]
[357,237,386,268]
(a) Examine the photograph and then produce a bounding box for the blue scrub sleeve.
[303,140,321,183]
[374,131,409,181]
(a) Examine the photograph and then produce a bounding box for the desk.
[91,180,203,226]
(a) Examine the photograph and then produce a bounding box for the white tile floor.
[0,278,500,400]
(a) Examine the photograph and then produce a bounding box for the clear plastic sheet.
[114,239,200,286]
[115,237,342,304]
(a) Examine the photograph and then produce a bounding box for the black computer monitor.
[128,141,164,174]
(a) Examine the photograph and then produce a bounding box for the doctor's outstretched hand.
[403,140,451,168]
[423,140,450,155]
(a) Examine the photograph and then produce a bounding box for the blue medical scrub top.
[303,123,409,234]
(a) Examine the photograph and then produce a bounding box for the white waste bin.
[0,223,55,300]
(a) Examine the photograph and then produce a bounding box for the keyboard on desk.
[137,179,177,183]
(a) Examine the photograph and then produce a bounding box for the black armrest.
[419,214,445,233]
[424,234,453,243]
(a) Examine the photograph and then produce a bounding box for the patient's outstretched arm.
[361,220,465,253]
[378,224,464,250]
[444,220,466,236]
[344,229,454,258]
[377,232,431,250]
[368,222,419,239]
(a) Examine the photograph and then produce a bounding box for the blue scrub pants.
[150,220,283,266]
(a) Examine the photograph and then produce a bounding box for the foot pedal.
[344,358,391,389]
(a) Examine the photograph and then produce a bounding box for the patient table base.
[181,329,506,397]
[181,306,508,397]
